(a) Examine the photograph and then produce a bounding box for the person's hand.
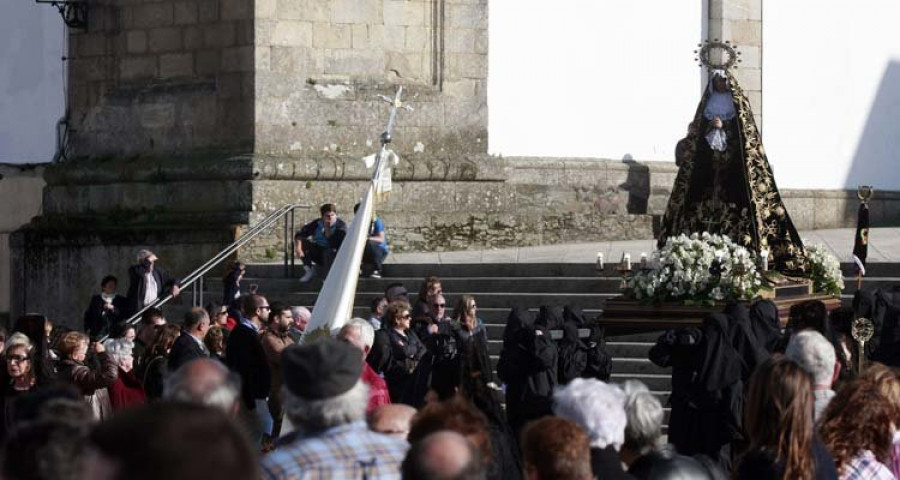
[93,342,105,354]
[713,116,723,129]
[427,324,439,335]
[171,285,181,298]
[295,246,305,258]
[103,302,114,311]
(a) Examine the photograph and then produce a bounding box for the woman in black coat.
[368,300,427,406]
[496,307,558,438]
[84,275,129,341]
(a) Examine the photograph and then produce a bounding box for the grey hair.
[621,380,663,456]
[5,333,33,352]
[553,378,627,450]
[291,306,311,320]
[163,359,242,413]
[785,329,836,387]
[342,318,375,349]
[103,338,134,366]
[283,380,370,433]
[136,249,153,262]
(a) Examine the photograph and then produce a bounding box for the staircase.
[188,260,899,422]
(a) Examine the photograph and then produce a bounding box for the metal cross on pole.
[303,86,413,340]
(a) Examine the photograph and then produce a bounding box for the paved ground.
[388,228,900,264]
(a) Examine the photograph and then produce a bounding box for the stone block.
[217,72,244,99]
[183,26,203,49]
[159,52,194,78]
[221,0,253,20]
[384,0,427,26]
[723,0,762,21]
[444,28,476,53]
[272,21,313,46]
[203,22,236,47]
[198,0,218,23]
[139,103,176,128]
[313,23,352,49]
[324,49,385,75]
[351,24,385,49]
[448,3,486,28]
[708,0,723,20]
[442,79,476,99]
[133,3,174,28]
[404,26,430,52]
[256,0,276,18]
[268,46,317,75]
[447,52,487,79]
[256,46,271,71]
[236,19,254,45]
[77,34,108,57]
[386,52,426,81]
[737,45,761,70]
[148,27,183,52]
[474,28,488,54]
[727,19,761,46]
[195,49,220,75]
[221,46,254,72]
[384,26,405,51]
[120,56,157,81]
[276,0,330,22]
[332,0,383,24]
[174,2,198,24]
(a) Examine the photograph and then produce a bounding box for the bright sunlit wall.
[764,2,900,190]
[488,0,706,162]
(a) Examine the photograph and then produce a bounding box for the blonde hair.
[58,331,89,358]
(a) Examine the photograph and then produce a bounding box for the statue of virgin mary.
[658,68,807,274]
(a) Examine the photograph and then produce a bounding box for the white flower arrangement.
[803,242,845,296]
[625,232,762,303]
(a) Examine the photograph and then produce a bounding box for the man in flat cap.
[262,339,409,479]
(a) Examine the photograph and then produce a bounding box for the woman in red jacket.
[104,338,145,410]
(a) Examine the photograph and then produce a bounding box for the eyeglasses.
[432,303,446,308]
[259,306,271,311]
[6,355,29,363]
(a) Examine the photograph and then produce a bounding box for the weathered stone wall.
[0,165,46,324]
[253,0,487,156]
[68,0,255,157]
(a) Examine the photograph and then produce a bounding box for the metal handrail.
[107,202,309,338]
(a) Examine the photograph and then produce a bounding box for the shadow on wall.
[845,60,900,190]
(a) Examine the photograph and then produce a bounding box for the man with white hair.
[338,318,391,412]
[262,339,408,479]
[553,378,635,480]
[288,306,311,343]
[785,329,839,420]
[125,249,181,316]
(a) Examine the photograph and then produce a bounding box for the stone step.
[245,263,605,278]
[611,357,671,376]
[606,341,654,358]
[611,373,672,392]
[204,276,621,295]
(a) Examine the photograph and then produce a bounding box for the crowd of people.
[4,238,900,479]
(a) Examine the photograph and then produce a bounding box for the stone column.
[709,0,763,130]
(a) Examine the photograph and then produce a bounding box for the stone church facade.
[9,0,900,324]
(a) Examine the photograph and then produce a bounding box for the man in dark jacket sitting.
[294,203,347,282]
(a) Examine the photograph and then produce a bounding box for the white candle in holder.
[640,252,648,268]
[760,249,769,272]
[623,253,632,270]
[596,252,604,270]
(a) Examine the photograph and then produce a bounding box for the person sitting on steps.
[294,203,347,283]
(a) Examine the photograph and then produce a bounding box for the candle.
[760,249,769,272]
[623,253,632,270]
[640,252,648,268]
[596,252,604,270]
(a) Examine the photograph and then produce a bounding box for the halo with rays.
[694,39,742,70]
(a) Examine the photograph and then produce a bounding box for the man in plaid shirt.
[262,339,407,479]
